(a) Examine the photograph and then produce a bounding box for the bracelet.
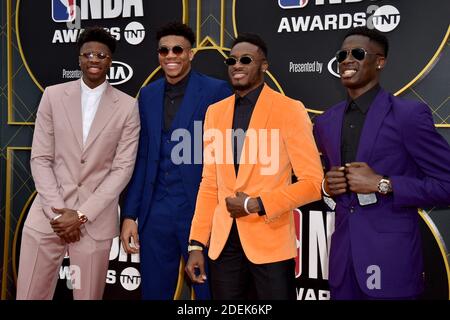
[244,197,251,214]
[188,245,203,253]
[321,178,331,197]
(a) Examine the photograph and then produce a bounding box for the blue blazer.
[314,88,450,298]
[122,71,231,230]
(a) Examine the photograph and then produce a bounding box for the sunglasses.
[157,45,187,56]
[224,56,254,66]
[335,48,383,63]
[79,52,110,60]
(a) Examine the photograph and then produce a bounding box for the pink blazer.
[25,79,140,240]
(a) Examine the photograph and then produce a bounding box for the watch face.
[378,179,391,194]
[379,183,389,193]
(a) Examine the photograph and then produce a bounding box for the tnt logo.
[52,0,76,23]
[279,0,309,9]
[371,5,401,32]
[120,267,141,291]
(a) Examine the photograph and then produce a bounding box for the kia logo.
[327,57,340,78]
[108,60,133,85]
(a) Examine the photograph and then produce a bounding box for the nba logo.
[278,0,309,9]
[52,0,76,22]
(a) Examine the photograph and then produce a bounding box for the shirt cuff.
[256,197,266,216]
[189,239,206,249]
[122,215,137,221]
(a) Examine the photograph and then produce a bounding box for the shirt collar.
[235,83,264,106]
[346,84,380,114]
[165,71,191,91]
[80,78,108,95]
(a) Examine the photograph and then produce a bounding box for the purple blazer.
[313,88,450,298]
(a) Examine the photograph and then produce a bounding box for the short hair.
[77,26,117,54]
[231,33,268,58]
[156,22,196,46]
[344,26,389,57]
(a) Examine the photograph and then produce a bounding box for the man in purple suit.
[313,27,450,300]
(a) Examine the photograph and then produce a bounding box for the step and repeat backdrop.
[1,0,449,300]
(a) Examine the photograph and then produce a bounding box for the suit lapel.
[327,101,346,167]
[62,80,83,150]
[173,72,202,130]
[321,101,350,204]
[83,83,118,151]
[235,84,273,190]
[217,95,237,187]
[355,89,391,163]
[147,80,165,156]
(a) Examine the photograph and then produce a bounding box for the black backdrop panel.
[17,0,185,96]
[234,0,450,110]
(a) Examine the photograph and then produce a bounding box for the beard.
[232,82,252,91]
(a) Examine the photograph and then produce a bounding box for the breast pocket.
[101,129,121,138]
[99,129,122,145]
[370,127,404,161]
[372,216,414,233]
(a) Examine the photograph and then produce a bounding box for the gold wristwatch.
[377,176,392,195]
[76,210,88,224]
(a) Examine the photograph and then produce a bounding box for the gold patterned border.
[1,147,32,300]
[11,192,36,283]
[7,0,34,125]
[231,0,450,123]
[13,0,189,124]
[7,0,35,125]
[419,209,450,299]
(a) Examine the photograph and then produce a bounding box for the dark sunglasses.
[157,45,186,56]
[224,56,254,66]
[79,52,110,60]
[335,48,383,63]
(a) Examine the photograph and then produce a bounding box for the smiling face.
[79,41,112,89]
[338,35,386,99]
[228,42,268,97]
[158,35,194,85]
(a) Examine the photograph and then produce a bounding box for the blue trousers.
[139,195,211,300]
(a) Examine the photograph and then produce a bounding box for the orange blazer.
[189,85,323,264]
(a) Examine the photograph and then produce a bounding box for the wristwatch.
[377,176,392,195]
[76,210,88,224]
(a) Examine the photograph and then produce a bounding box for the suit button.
[78,183,82,187]
[81,159,86,164]
[350,207,355,213]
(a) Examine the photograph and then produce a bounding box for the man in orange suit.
[185,33,323,299]
[16,27,140,300]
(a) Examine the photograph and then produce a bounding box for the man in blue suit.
[314,27,450,299]
[120,22,231,299]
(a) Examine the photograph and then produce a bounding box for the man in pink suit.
[16,27,140,300]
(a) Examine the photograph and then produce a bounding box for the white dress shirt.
[80,79,108,145]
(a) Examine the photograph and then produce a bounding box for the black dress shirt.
[232,84,266,216]
[190,85,266,246]
[163,73,190,131]
[232,84,264,174]
[341,85,380,165]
